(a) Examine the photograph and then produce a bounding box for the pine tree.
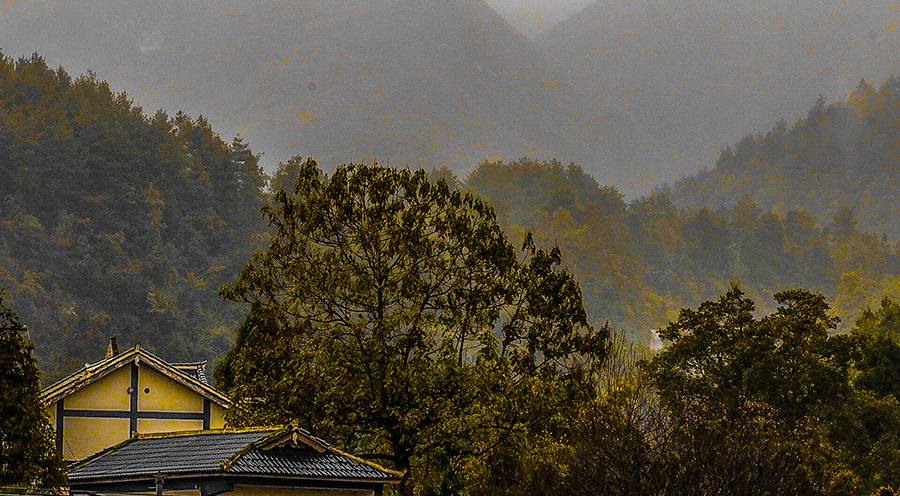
[0,290,66,489]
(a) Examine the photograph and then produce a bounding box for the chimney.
[106,335,119,359]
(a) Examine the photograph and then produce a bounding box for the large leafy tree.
[0,289,67,489]
[216,158,608,495]
[834,298,900,492]
[646,283,849,422]
[462,338,852,496]
[643,285,900,493]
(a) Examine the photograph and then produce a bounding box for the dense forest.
[0,52,269,380]
[670,78,900,240]
[5,52,900,379]
[9,50,900,495]
[465,154,900,342]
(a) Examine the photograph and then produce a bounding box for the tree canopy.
[462,334,853,496]
[215,158,608,495]
[646,284,849,421]
[642,285,900,494]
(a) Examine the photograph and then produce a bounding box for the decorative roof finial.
[106,335,119,359]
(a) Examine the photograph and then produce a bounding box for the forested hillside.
[671,77,900,239]
[7,49,900,381]
[10,49,900,494]
[0,53,268,381]
[0,0,646,189]
[537,0,900,195]
[465,156,900,342]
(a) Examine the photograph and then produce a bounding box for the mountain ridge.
[536,0,900,193]
[1,0,647,190]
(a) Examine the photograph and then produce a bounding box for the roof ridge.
[68,425,400,485]
[220,438,259,472]
[222,425,317,470]
[136,426,279,441]
[40,346,141,400]
[135,352,229,403]
[171,362,209,385]
[325,446,404,478]
[41,344,233,408]
[70,427,279,474]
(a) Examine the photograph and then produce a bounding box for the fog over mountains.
[2,0,898,197]
[538,0,900,194]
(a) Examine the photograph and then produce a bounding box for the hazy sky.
[485,0,595,35]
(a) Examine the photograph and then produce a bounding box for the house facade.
[40,340,231,462]
[40,338,398,495]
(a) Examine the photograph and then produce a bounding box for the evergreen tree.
[0,289,66,489]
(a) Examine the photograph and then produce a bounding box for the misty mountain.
[3,0,898,197]
[667,77,900,241]
[537,0,900,192]
[1,0,649,190]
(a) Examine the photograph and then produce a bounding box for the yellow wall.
[62,417,129,461]
[138,367,204,412]
[138,418,204,433]
[49,359,231,461]
[211,403,226,429]
[233,484,375,496]
[65,365,131,411]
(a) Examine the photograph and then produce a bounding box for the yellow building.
[42,338,399,495]
[41,340,232,462]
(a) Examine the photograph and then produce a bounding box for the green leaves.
[647,283,846,421]
[217,159,606,494]
[643,285,900,493]
[648,283,756,407]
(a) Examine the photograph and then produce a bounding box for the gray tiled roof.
[68,430,273,480]
[171,361,209,384]
[232,446,392,479]
[67,427,395,482]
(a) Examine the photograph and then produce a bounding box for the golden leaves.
[146,291,173,313]
[113,259,142,274]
